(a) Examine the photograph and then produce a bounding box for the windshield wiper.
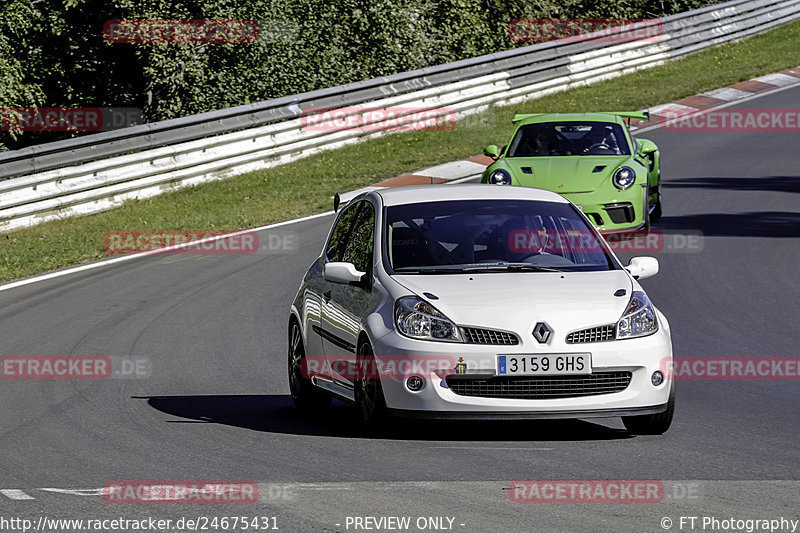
[393,266,466,274]
[461,263,565,272]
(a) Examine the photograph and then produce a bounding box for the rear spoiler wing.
[606,111,650,121]
[512,111,650,124]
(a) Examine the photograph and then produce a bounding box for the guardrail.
[1,0,798,231]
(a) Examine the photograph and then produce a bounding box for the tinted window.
[385,200,616,273]
[342,202,375,273]
[326,200,375,273]
[508,122,630,157]
[325,203,361,262]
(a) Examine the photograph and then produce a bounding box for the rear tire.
[288,319,330,412]
[354,341,387,427]
[622,383,675,435]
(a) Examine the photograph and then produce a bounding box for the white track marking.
[415,160,487,180]
[648,102,698,116]
[448,173,485,184]
[752,73,800,87]
[700,87,758,101]
[0,489,35,500]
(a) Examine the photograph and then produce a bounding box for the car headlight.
[616,291,658,339]
[488,169,511,185]
[394,296,462,342]
[612,166,636,190]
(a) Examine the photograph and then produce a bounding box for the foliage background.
[1,0,717,151]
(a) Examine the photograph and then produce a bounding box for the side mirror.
[638,139,658,155]
[626,256,659,280]
[324,262,366,286]
[484,145,499,158]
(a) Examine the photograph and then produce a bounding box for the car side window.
[325,203,361,262]
[341,202,375,274]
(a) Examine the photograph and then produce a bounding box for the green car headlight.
[616,291,658,339]
[612,166,636,190]
[395,296,462,342]
[489,169,511,185]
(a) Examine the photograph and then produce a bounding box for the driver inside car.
[583,125,618,154]
[485,218,555,261]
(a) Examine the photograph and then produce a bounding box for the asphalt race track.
[0,86,798,532]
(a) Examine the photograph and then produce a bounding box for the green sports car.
[481,112,662,232]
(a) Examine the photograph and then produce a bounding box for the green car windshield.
[507,122,631,157]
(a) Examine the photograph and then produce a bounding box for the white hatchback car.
[288,184,674,434]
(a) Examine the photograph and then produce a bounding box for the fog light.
[651,371,664,386]
[406,375,425,392]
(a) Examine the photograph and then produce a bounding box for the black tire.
[622,383,675,435]
[288,319,330,412]
[650,179,662,222]
[650,170,663,221]
[651,192,663,221]
[354,340,387,427]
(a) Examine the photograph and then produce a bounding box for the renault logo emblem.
[533,322,552,343]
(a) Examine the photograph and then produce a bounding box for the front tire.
[642,188,651,232]
[650,171,662,221]
[288,319,330,412]
[651,192,663,221]
[354,340,387,426]
[622,383,675,435]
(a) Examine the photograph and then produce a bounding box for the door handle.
[323,290,331,303]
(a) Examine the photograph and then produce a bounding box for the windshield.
[385,199,618,274]
[507,122,631,157]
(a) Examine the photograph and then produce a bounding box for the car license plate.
[497,354,591,375]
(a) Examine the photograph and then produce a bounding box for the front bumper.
[388,404,668,420]
[562,186,647,232]
[372,324,672,417]
[480,169,648,232]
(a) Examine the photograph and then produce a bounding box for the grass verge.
[2,19,800,282]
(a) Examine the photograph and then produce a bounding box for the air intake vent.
[446,372,632,399]
[566,325,616,343]
[461,327,519,345]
